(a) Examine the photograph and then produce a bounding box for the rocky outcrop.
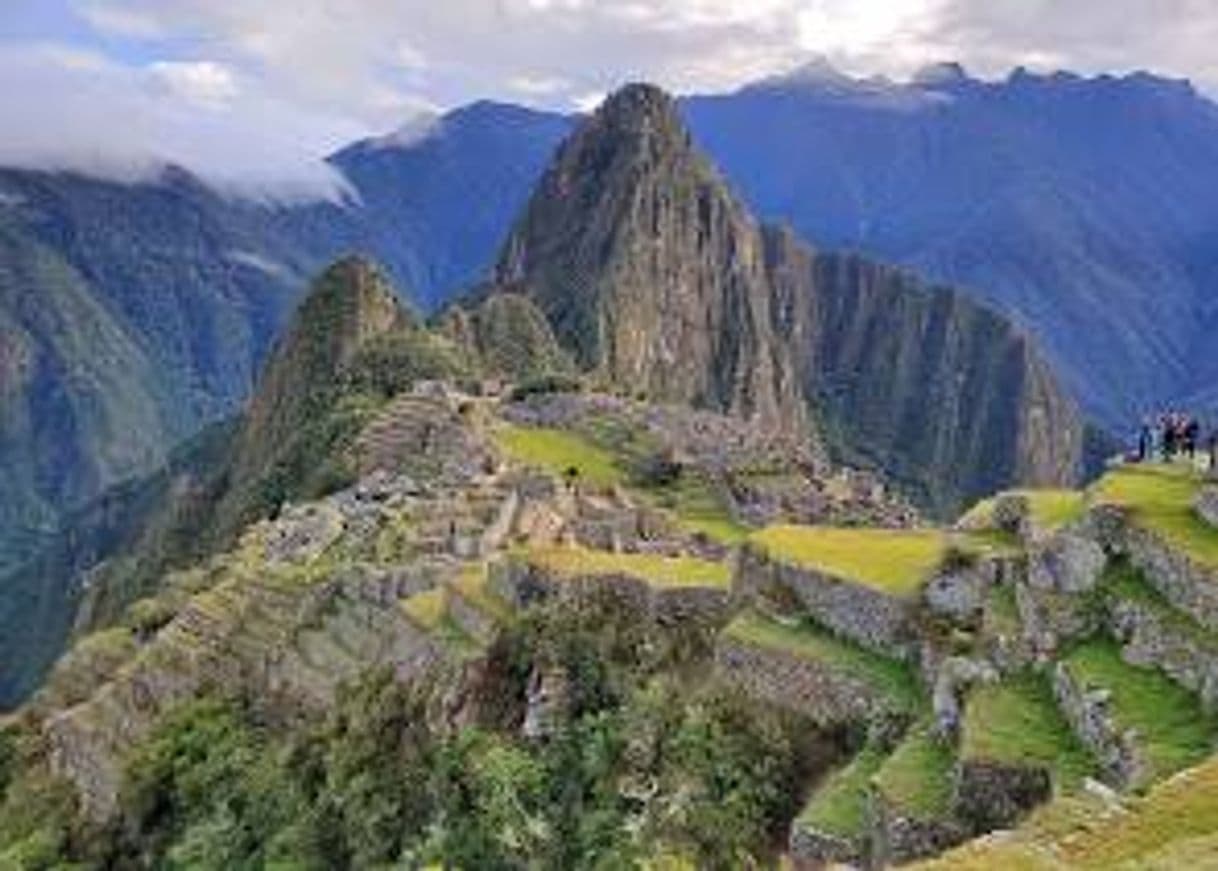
[736,546,918,659]
[1028,534,1106,593]
[442,292,572,381]
[495,84,806,435]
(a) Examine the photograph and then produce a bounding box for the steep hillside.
[764,228,1085,515]
[495,84,805,435]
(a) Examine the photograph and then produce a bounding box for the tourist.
[1137,417,1153,462]
[1186,416,1201,462]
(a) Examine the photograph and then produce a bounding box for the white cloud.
[4,0,1218,194]
[147,60,239,109]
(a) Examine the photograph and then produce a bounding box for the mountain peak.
[587,82,690,151]
[911,61,974,88]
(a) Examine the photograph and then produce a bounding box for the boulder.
[1028,534,1106,593]
[1195,486,1218,529]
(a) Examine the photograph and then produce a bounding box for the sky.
[3,0,1218,196]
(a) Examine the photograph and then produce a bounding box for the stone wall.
[714,636,903,727]
[736,546,917,660]
[955,760,1051,833]
[1108,597,1218,710]
[1052,661,1145,789]
[488,559,731,628]
[788,822,865,869]
[1091,504,1218,633]
[872,795,967,867]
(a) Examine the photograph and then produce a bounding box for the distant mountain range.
[3,62,1217,573]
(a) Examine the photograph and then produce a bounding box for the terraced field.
[749,525,947,596]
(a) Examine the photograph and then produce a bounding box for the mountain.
[485,83,1083,515]
[683,65,1218,428]
[493,84,806,435]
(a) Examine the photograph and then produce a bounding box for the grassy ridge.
[875,723,956,820]
[798,742,887,838]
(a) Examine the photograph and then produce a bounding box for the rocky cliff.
[764,227,1086,516]
[494,84,806,435]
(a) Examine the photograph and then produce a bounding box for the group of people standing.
[1137,411,1218,468]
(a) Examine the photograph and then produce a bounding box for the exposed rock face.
[494,84,806,435]
[763,228,1087,517]
[1028,534,1106,593]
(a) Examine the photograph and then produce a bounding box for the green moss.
[749,525,947,596]
[400,589,447,630]
[526,545,731,589]
[798,742,886,838]
[496,425,624,489]
[1063,639,1217,785]
[875,722,955,820]
[1092,464,1218,568]
[961,672,1095,790]
[723,612,922,713]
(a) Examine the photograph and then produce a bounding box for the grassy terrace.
[912,753,1218,870]
[1063,639,1216,785]
[749,525,947,596]
[525,545,731,589]
[958,488,1087,533]
[798,743,887,839]
[875,722,956,820]
[399,588,447,630]
[723,612,922,713]
[496,425,624,488]
[1092,462,1218,568]
[961,672,1095,790]
[451,563,514,622]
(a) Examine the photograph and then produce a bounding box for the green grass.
[1092,463,1218,568]
[525,545,731,589]
[451,563,514,622]
[749,525,947,596]
[910,752,1218,871]
[875,722,956,820]
[1063,639,1217,785]
[399,589,447,630]
[723,612,922,713]
[798,742,887,838]
[496,425,624,488]
[961,672,1096,790]
[958,488,1086,532]
[639,470,749,545]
